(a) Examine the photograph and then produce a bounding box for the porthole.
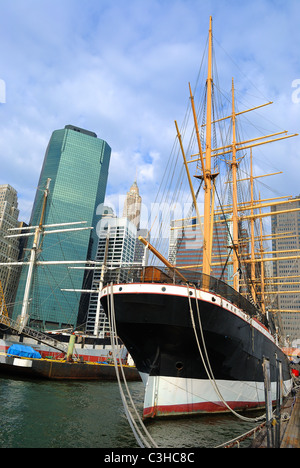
[161,287,166,292]
[176,361,183,371]
[212,296,216,302]
[119,287,123,291]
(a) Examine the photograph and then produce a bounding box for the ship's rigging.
[98,16,297,421]
[143,17,299,336]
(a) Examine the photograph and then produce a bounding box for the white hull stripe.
[101,283,275,344]
[142,375,293,417]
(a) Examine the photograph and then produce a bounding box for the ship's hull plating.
[101,282,293,418]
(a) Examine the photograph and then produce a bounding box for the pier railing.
[103,266,260,318]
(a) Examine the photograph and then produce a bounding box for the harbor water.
[0,375,260,449]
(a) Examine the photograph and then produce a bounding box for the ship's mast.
[94,225,110,336]
[249,149,256,302]
[258,192,266,313]
[20,178,51,326]
[231,78,240,291]
[202,16,214,277]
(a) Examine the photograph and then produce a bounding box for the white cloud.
[0,0,299,227]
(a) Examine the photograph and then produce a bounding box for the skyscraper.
[123,180,142,230]
[123,179,149,265]
[86,209,137,335]
[169,215,230,281]
[13,125,111,330]
[271,195,300,343]
[0,185,21,313]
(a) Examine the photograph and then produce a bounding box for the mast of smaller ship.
[20,178,51,326]
[202,15,213,278]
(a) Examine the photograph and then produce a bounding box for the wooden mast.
[175,119,204,238]
[138,235,187,282]
[202,15,213,277]
[249,148,256,301]
[231,78,239,291]
[20,178,51,326]
[258,192,266,313]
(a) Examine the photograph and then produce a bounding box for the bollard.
[67,334,76,362]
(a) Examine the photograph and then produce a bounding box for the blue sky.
[0,0,299,224]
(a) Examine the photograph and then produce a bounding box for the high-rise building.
[13,125,111,330]
[271,196,300,343]
[123,180,142,230]
[86,210,137,335]
[123,179,149,265]
[0,185,21,314]
[169,215,230,281]
[134,228,149,266]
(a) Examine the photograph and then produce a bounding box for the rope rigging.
[107,283,158,449]
[186,282,266,424]
[105,280,269,450]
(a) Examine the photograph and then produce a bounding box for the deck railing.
[104,265,260,318]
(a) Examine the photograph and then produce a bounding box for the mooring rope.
[107,283,158,449]
[187,283,266,423]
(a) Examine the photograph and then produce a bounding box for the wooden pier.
[280,389,300,448]
[250,384,300,448]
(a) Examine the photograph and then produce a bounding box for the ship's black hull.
[101,282,292,418]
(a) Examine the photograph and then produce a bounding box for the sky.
[0,0,299,227]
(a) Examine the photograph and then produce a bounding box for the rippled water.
[0,376,259,448]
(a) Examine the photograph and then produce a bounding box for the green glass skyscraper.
[13,125,111,330]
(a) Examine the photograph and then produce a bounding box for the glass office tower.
[13,125,111,330]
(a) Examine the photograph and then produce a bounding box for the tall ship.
[100,17,297,418]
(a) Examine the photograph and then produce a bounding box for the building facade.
[86,179,148,335]
[0,185,21,314]
[123,180,149,265]
[123,180,142,230]
[134,228,149,266]
[13,125,111,331]
[86,212,137,335]
[169,215,230,281]
[271,196,300,343]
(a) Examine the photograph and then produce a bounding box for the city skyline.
[1,149,300,343]
[0,0,299,227]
